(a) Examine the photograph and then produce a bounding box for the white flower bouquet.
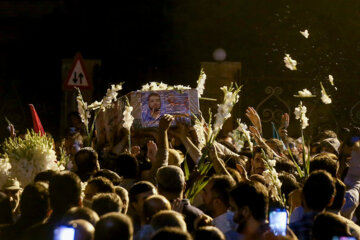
[76,83,124,146]
[2,130,63,187]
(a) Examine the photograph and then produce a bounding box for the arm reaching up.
[246,107,263,136]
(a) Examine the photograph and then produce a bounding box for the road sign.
[64,53,92,89]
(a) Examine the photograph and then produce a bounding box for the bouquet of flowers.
[229,119,253,152]
[2,130,64,187]
[76,83,124,146]
[185,83,242,202]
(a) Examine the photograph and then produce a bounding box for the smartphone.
[269,208,287,236]
[332,237,357,240]
[53,225,75,240]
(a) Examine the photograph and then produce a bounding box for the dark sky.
[1,0,360,139]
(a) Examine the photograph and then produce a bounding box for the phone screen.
[332,237,357,240]
[54,226,75,240]
[269,208,287,236]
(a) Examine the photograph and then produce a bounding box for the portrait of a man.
[141,92,165,127]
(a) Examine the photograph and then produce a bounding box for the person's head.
[113,154,139,179]
[277,173,299,202]
[95,212,133,240]
[49,171,81,214]
[129,181,157,216]
[151,227,192,240]
[250,147,267,175]
[69,219,95,240]
[229,181,268,234]
[302,170,335,212]
[115,186,129,214]
[63,207,99,226]
[156,166,185,201]
[93,169,122,186]
[265,139,284,156]
[148,92,161,111]
[201,175,236,217]
[194,226,225,240]
[310,153,339,177]
[312,212,351,240]
[20,182,49,222]
[328,179,346,213]
[150,210,187,232]
[84,177,115,203]
[0,192,12,225]
[75,148,100,182]
[92,193,122,217]
[142,195,171,224]
[34,169,57,183]
[319,138,340,156]
[2,177,22,213]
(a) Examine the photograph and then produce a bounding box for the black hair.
[92,193,122,217]
[0,192,12,225]
[95,213,133,240]
[63,206,100,226]
[113,154,139,179]
[229,181,268,221]
[34,170,57,183]
[194,226,225,240]
[151,227,191,240]
[209,175,236,207]
[310,154,338,177]
[303,170,335,212]
[93,169,123,186]
[328,179,346,212]
[128,181,156,203]
[75,147,99,181]
[87,177,115,194]
[20,182,49,222]
[312,212,350,240]
[49,171,81,214]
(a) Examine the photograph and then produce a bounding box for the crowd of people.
[0,95,359,240]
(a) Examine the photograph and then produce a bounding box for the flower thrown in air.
[284,54,297,71]
[294,101,309,129]
[196,68,207,98]
[328,75,337,91]
[320,82,332,104]
[297,89,313,97]
[300,29,309,39]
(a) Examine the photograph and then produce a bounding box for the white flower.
[158,82,168,90]
[294,101,309,129]
[101,83,123,109]
[268,159,276,167]
[141,83,150,91]
[284,54,297,71]
[196,68,207,98]
[76,94,91,129]
[88,100,103,110]
[122,105,134,131]
[329,75,334,85]
[173,85,191,91]
[3,130,62,187]
[298,88,313,97]
[213,85,241,134]
[300,29,309,38]
[320,82,332,104]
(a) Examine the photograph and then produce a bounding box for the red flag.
[29,104,45,136]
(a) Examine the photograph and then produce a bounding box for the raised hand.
[159,114,174,132]
[147,140,158,163]
[246,107,262,136]
[279,113,290,142]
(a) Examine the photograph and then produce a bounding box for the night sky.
[0,0,360,139]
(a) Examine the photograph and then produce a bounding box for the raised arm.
[246,107,263,136]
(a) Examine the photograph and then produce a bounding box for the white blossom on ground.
[284,54,297,70]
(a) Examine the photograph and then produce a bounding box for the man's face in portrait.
[148,94,161,112]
